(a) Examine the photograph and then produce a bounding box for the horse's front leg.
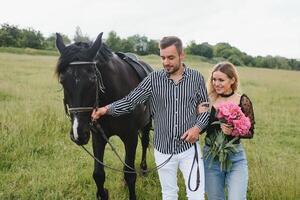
[92,132,108,200]
[123,133,138,200]
[140,121,151,175]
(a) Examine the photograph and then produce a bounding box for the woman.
[199,62,255,200]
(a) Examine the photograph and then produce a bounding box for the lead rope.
[63,101,200,189]
[188,143,201,191]
[88,121,200,190]
[89,122,136,171]
[87,121,174,174]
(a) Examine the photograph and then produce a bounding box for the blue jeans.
[203,144,248,200]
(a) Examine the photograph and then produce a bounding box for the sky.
[1,0,300,59]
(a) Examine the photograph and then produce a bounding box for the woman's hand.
[221,123,233,135]
[197,102,209,114]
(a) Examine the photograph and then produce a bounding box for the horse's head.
[56,32,103,145]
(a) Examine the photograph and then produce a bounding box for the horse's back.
[115,52,153,81]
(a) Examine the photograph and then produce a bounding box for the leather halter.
[63,61,105,118]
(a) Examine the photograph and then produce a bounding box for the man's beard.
[164,61,181,75]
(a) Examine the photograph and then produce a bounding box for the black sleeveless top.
[205,94,255,146]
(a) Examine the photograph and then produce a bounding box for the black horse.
[55,32,153,200]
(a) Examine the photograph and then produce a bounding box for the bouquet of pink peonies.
[205,102,251,171]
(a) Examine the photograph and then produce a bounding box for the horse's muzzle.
[69,128,91,145]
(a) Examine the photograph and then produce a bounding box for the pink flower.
[216,102,251,136]
[231,116,251,136]
[217,103,242,120]
[206,102,252,171]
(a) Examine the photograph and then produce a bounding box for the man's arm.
[92,75,152,121]
[181,74,210,143]
[194,74,210,132]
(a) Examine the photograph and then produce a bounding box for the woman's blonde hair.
[207,62,240,101]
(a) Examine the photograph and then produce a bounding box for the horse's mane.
[55,42,113,77]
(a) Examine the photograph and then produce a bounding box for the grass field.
[0,52,299,200]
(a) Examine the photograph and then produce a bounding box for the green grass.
[0,47,58,56]
[0,52,299,200]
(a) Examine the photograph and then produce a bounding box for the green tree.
[186,41,214,58]
[0,23,22,47]
[45,33,71,50]
[73,26,91,43]
[213,43,232,57]
[241,54,254,66]
[147,39,159,55]
[228,54,244,66]
[105,31,122,52]
[120,38,135,52]
[185,41,200,55]
[253,56,271,68]
[127,34,149,55]
[19,28,44,49]
[288,59,300,71]
[198,42,213,58]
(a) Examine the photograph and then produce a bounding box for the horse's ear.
[56,33,66,54]
[88,32,103,58]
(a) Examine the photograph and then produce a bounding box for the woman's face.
[212,70,235,95]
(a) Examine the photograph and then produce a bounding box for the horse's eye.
[85,67,94,74]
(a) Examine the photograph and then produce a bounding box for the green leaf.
[206,137,212,145]
[211,121,222,126]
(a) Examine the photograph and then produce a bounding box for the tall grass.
[0,52,299,199]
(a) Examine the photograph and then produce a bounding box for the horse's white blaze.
[73,117,79,140]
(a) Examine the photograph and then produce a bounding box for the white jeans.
[154,142,205,200]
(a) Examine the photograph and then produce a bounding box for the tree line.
[0,24,159,55]
[185,41,300,71]
[0,23,299,70]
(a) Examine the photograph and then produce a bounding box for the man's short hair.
[159,36,183,54]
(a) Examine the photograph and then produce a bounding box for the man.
[92,36,209,200]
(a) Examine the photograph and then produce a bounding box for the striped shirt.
[108,66,209,154]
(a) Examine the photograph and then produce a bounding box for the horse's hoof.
[140,163,148,176]
[97,188,109,200]
[129,196,137,200]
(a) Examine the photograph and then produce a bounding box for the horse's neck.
[97,56,121,88]
[97,56,139,101]
[97,54,120,75]
[96,44,113,64]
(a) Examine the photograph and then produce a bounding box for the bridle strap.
[68,107,94,113]
[69,61,97,65]
[68,61,105,94]
[62,61,105,117]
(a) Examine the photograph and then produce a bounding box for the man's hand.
[181,126,201,143]
[91,106,109,121]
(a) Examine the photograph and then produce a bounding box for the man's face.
[160,45,184,75]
